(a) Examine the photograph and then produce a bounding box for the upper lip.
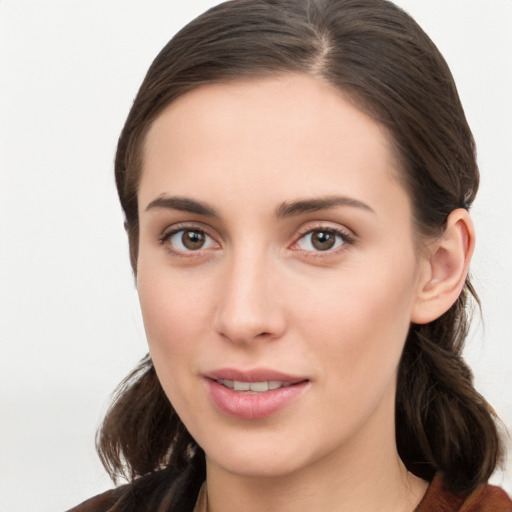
[203,368,308,383]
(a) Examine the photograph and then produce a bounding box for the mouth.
[204,368,309,419]
[215,379,300,393]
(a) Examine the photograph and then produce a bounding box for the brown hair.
[98,0,503,496]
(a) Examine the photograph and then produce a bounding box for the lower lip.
[206,380,308,420]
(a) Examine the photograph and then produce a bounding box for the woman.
[69,0,511,510]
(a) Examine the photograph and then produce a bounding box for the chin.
[208,451,306,479]
[200,427,337,481]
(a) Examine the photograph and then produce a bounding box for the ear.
[411,208,475,324]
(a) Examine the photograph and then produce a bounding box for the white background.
[1,1,511,510]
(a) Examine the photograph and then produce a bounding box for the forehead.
[140,74,407,217]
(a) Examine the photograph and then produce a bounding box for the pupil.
[312,231,335,251]
[183,231,205,250]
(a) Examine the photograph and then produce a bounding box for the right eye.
[162,228,218,253]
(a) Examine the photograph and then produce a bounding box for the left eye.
[295,229,347,252]
[167,229,217,252]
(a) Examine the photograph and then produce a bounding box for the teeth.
[234,381,251,391]
[217,379,292,392]
[249,381,269,392]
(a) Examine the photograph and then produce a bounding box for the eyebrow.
[275,195,375,218]
[144,194,375,218]
[145,196,219,217]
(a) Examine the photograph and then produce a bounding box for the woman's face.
[136,74,428,479]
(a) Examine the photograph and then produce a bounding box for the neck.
[206,452,426,512]
[204,393,428,512]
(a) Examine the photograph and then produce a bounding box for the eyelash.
[158,224,355,257]
[158,224,218,257]
[292,226,354,256]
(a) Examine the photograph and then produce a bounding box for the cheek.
[136,267,215,418]
[136,265,210,363]
[297,256,418,385]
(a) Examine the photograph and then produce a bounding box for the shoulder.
[459,484,512,512]
[416,475,512,512]
[64,465,204,512]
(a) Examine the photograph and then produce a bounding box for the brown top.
[67,475,512,512]
[414,476,512,512]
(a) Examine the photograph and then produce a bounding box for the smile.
[216,379,293,392]
[204,369,309,419]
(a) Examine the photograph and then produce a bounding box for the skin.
[136,74,471,512]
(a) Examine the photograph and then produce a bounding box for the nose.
[213,249,286,345]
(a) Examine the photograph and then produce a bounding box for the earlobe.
[411,209,475,324]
